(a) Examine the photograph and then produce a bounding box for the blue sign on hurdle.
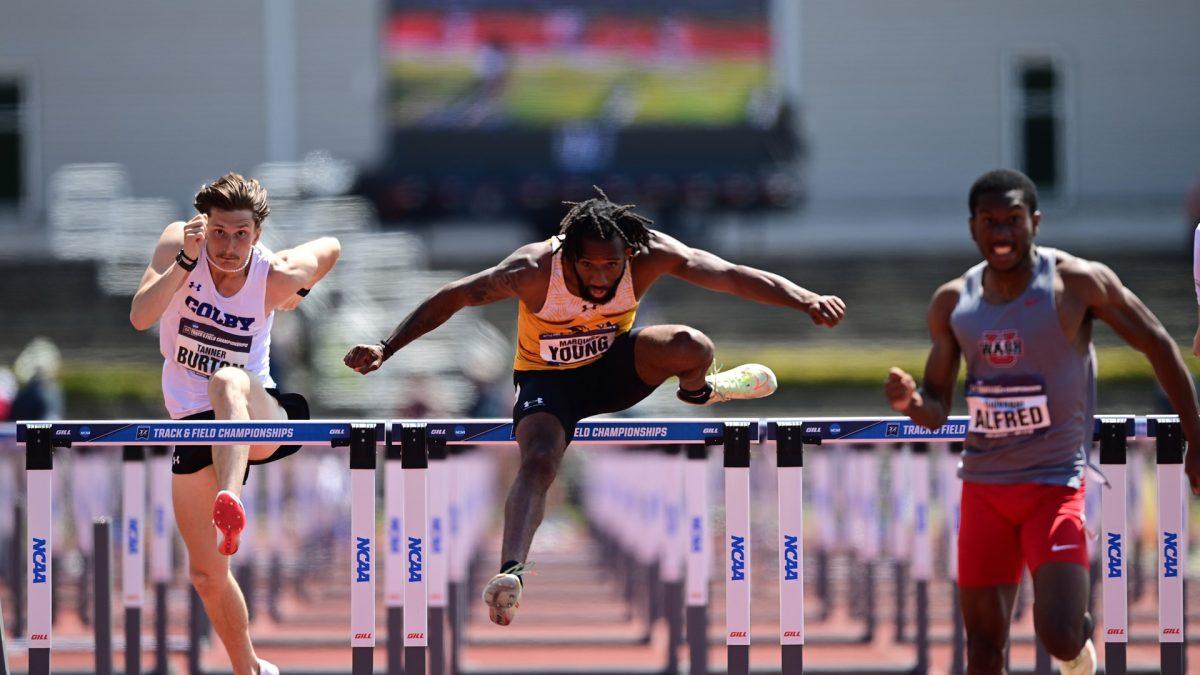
[414,417,759,445]
[15,420,385,446]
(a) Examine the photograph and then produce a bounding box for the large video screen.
[368,1,801,223]
[387,1,770,128]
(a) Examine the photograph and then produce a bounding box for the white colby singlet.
[159,244,276,418]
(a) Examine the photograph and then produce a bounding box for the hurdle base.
[430,606,446,675]
[387,606,404,674]
[727,644,749,675]
[29,647,50,675]
[1104,643,1125,675]
[686,606,707,675]
[352,645,373,675]
[406,646,426,675]
[1161,642,1184,675]
[782,644,803,675]
[125,606,141,675]
[154,583,169,675]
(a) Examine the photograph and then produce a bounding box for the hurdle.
[17,420,385,675]
[11,414,1194,674]
[394,418,758,675]
[765,415,1189,675]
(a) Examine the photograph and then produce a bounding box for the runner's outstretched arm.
[344,246,538,374]
[650,232,845,327]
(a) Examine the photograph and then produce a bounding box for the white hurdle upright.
[398,423,430,675]
[148,445,173,675]
[384,425,406,675]
[775,423,805,673]
[1098,418,1130,673]
[1153,419,1186,675]
[348,423,380,675]
[723,423,753,675]
[121,445,146,674]
[23,425,52,675]
[685,436,718,675]
[428,433,450,674]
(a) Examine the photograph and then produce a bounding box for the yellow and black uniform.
[512,237,658,436]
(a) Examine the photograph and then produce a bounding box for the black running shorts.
[172,389,310,481]
[512,328,659,438]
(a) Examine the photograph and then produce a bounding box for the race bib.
[175,318,252,378]
[539,326,618,366]
[966,376,1052,438]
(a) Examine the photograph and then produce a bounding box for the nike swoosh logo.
[1050,543,1079,552]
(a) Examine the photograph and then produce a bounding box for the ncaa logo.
[980,329,1022,368]
[829,424,841,435]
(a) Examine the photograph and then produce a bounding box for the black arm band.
[379,340,395,359]
[175,249,198,271]
[296,287,310,297]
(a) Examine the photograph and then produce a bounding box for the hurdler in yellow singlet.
[514,237,638,371]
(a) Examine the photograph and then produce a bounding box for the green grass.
[714,343,1198,387]
[632,60,767,124]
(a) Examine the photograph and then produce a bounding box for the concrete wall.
[0,0,382,216]
[798,0,1200,202]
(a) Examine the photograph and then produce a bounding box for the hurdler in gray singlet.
[950,247,1095,487]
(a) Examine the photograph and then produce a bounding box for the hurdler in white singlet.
[158,244,276,418]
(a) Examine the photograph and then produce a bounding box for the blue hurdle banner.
[410,418,760,445]
[15,421,386,445]
[764,415,1159,443]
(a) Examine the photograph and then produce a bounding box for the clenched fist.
[806,295,846,327]
[884,367,919,413]
[182,214,207,261]
[344,343,386,375]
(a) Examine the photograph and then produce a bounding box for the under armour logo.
[172,455,180,465]
[188,281,202,292]
[581,303,596,312]
[523,397,545,410]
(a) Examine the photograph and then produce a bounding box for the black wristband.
[379,340,395,359]
[175,249,198,271]
[296,287,310,297]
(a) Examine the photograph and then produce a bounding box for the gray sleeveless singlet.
[949,247,1095,487]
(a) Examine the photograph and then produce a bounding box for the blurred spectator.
[8,337,64,420]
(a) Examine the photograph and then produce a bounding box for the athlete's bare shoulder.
[1054,248,1118,306]
[924,276,962,320]
[931,275,960,303]
[158,220,187,246]
[634,229,689,270]
[504,239,554,281]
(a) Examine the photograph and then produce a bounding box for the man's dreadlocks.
[558,186,653,260]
